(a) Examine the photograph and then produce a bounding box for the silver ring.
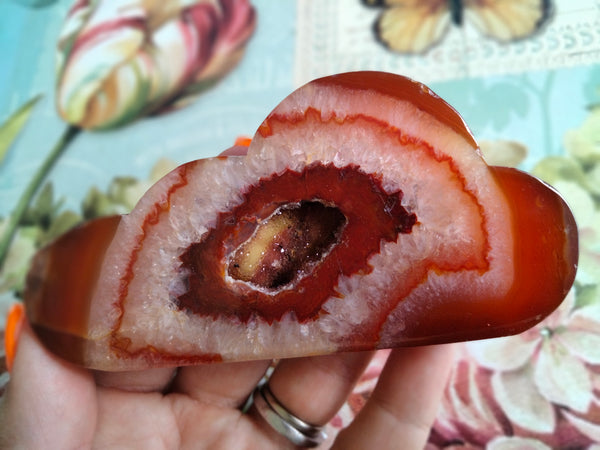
[252,382,327,448]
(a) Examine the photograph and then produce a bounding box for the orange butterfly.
[363,0,553,54]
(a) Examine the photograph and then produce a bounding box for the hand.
[0,304,455,449]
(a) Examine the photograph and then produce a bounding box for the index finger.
[332,344,456,449]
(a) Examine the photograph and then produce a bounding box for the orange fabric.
[234,136,252,147]
[4,302,24,372]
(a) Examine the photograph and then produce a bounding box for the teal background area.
[435,66,600,165]
[0,0,296,217]
[1,0,599,217]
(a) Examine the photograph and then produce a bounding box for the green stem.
[0,125,81,270]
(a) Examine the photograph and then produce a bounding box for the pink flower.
[431,290,600,448]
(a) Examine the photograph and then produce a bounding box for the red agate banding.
[24,71,578,371]
[176,163,416,323]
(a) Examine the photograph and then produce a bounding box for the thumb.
[0,303,97,448]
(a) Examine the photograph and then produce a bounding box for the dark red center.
[175,162,416,323]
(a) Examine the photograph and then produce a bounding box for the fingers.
[173,359,272,408]
[94,367,176,392]
[258,352,374,426]
[332,344,456,450]
[0,315,97,449]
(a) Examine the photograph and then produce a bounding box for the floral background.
[1,0,599,448]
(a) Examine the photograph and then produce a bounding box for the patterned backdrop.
[1,1,599,448]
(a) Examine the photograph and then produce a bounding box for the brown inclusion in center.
[176,163,416,323]
[228,201,346,290]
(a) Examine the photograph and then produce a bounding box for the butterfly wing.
[464,0,552,42]
[368,0,452,54]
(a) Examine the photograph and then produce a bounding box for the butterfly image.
[362,0,553,54]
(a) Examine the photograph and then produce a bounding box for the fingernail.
[4,302,25,373]
[234,136,252,147]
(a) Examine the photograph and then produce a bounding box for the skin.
[2,147,456,448]
[0,316,455,449]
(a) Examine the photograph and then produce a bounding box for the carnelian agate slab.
[23,72,578,371]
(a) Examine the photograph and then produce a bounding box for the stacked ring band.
[252,382,327,448]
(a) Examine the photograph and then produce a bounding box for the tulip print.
[56,0,256,129]
[0,0,256,269]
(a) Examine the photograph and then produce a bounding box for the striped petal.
[55,0,255,129]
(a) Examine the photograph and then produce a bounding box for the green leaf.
[575,284,600,310]
[38,210,82,247]
[0,94,43,165]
